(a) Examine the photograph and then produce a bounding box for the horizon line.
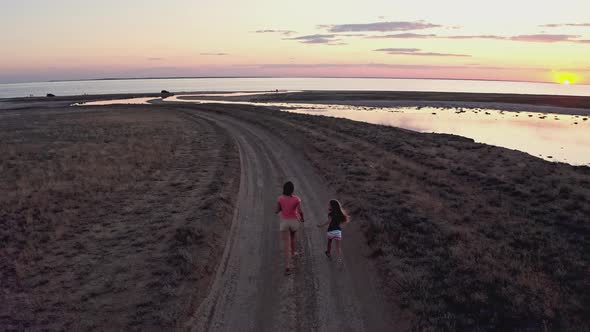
[0,75,581,86]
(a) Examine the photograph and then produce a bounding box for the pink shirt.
[278,195,301,219]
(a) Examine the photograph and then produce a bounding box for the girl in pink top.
[275,181,305,274]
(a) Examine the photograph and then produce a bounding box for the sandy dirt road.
[179,107,395,332]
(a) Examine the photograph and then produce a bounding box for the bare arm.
[275,201,282,214]
[297,202,305,223]
[316,217,331,228]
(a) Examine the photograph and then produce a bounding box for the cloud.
[366,33,437,39]
[557,66,590,72]
[363,33,590,44]
[320,20,441,33]
[147,57,164,61]
[540,23,590,28]
[509,34,581,42]
[374,48,471,57]
[247,63,461,69]
[365,34,505,40]
[200,52,228,56]
[238,63,539,71]
[339,33,368,37]
[446,35,506,40]
[254,29,297,36]
[446,34,590,43]
[375,48,421,52]
[285,34,345,45]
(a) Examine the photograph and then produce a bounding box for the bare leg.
[327,239,332,254]
[281,231,292,270]
[335,240,342,263]
[290,230,297,256]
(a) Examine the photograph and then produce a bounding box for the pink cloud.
[366,33,437,39]
[540,23,590,28]
[0,62,554,84]
[374,48,471,57]
[446,35,506,40]
[254,29,297,36]
[509,34,581,42]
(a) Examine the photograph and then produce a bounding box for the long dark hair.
[283,181,294,196]
[329,199,349,223]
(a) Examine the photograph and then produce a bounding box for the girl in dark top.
[317,199,349,263]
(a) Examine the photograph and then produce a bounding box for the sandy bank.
[250,90,590,116]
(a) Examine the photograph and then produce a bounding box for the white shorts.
[327,230,342,240]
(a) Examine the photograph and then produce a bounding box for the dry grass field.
[190,102,590,331]
[0,106,239,330]
[2,99,588,331]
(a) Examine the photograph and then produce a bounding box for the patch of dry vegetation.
[192,103,589,332]
[0,107,239,330]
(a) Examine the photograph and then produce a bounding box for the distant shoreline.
[0,76,586,86]
[2,90,590,115]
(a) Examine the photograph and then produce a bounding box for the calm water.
[3,77,590,98]
[79,94,590,166]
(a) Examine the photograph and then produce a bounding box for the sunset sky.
[1,0,589,84]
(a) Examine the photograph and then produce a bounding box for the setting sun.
[554,71,580,85]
